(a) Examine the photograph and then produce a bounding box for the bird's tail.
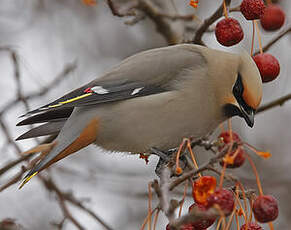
[19,118,99,189]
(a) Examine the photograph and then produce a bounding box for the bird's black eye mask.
[224,73,255,127]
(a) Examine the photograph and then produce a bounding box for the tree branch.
[41,176,113,230]
[257,93,291,114]
[137,0,181,45]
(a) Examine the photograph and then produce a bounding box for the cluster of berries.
[215,0,284,83]
[166,131,278,230]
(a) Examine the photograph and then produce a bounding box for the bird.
[16,44,262,188]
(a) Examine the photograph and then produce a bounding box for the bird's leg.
[151,147,186,177]
[151,147,172,177]
[150,147,169,160]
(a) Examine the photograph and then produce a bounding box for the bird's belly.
[94,93,224,153]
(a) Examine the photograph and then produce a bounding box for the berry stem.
[216,217,223,230]
[219,157,227,188]
[223,0,228,18]
[245,154,264,196]
[214,204,226,229]
[248,199,253,222]
[219,123,225,133]
[140,208,157,230]
[254,20,263,54]
[153,209,160,230]
[219,119,233,188]
[243,142,272,159]
[268,222,274,230]
[186,140,201,177]
[147,182,152,230]
[224,147,240,165]
[237,182,249,220]
[225,207,236,230]
[235,211,240,230]
[175,139,185,174]
[228,119,233,141]
[178,180,189,217]
[251,21,255,55]
[234,185,248,223]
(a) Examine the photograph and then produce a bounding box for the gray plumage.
[17,44,262,186]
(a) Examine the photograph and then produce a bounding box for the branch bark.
[257,93,291,114]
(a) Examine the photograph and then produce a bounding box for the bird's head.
[222,50,262,127]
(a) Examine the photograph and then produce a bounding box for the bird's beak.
[238,104,255,127]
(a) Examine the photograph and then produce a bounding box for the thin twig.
[257,93,291,114]
[0,119,22,153]
[0,154,32,176]
[137,0,180,45]
[0,166,27,192]
[254,26,291,55]
[106,0,136,17]
[0,61,77,116]
[41,177,113,230]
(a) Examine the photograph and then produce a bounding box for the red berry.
[260,5,285,31]
[206,189,235,216]
[253,53,280,83]
[188,203,216,229]
[166,223,194,230]
[253,195,279,223]
[240,222,263,230]
[240,0,265,20]
[220,147,246,168]
[219,131,241,147]
[215,18,244,46]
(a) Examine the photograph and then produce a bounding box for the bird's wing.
[21,44,206,118]
[21,81,166,117]
[16,120,65,140]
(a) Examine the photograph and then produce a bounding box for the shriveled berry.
[260,5,285,31]
[206,189,235,216]
[253,195,279,223]
[240,222,263,230]
[192,176,217,205]
[220,147,246,168]
[240,0,265,20]
[215,18,244,46]
[188,203,216,229]
[166,223,194,230]
[253,53,280,83]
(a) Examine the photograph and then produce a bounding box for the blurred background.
[0,0,290,229]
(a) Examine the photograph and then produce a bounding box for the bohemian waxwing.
[17,44,262,187]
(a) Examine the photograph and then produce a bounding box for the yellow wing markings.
[47,93,93,108]
[18,172,38,189]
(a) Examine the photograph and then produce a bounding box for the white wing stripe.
[91,86,109,94]
[131,87,144,95]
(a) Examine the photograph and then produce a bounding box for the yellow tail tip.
[18,172,38,189]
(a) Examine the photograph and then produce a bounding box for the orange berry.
[192,176,217,205]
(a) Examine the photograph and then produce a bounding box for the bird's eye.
[233,73,243,97]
